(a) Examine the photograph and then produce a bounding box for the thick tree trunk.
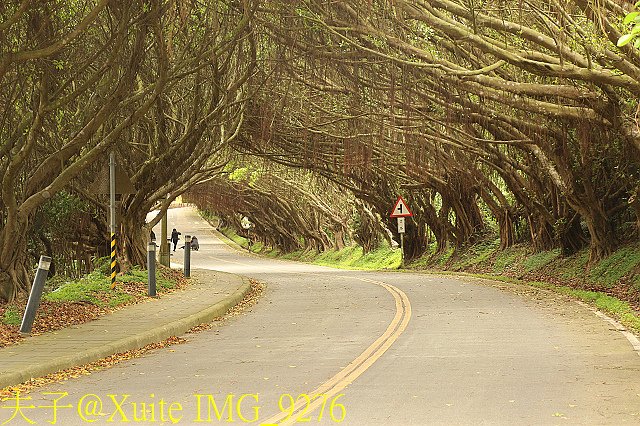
[0,272,14,302]
[416,197,449,254]
[333,227,345,250]
[354,200,382,254]
[477,187,515,250]
[120,212,148,267]
[401,217,427,262]
[0,215,33,302]
[0,249,31,302]
[583,207,616,262]
[555,214,587,256]
[429,212,450,254]
[313,229,332,252]
[497,210,515,250]
[566,194,615,262]
[528,215,555,252]
[450,191,484,248]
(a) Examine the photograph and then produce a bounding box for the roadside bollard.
[20,256,52,334]
[184,235,191,278]
[148,242,157,297]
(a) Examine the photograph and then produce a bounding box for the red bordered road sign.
[390,196,413,217]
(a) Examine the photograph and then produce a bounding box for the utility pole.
[109,152,117,289]
[400,229,405,267]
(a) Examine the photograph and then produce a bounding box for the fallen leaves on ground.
[0,266,189,349]
[436,259,640,312]
[186,278,265,331]
[1,278,266,398]
[0,336,187,400]
[221,279,266,319]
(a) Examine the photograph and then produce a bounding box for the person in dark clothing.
[171,228,181,251]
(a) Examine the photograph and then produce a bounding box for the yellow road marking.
[261,277,411,425]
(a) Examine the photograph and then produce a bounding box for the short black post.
[148,242,157,297]
[184,235,191,278]
[20,256,52,334]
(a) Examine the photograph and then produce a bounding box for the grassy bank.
[43,259,183,308]
[1,261,187,347]
[416,239,640,301]
[216,226,402,270]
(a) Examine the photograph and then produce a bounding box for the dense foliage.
[2,0,640,301]
[0,0,256,301]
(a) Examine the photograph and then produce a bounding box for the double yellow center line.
[261,277,412,425]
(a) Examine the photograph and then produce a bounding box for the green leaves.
[1,305,22,326]
[623,11,640,25]
[617,33,636,47]
[618,9,640,47]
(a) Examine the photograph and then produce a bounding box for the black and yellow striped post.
[109,151,117,290]
[110,232,117,289]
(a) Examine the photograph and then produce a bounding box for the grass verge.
[44,264,179,308]
[216,226,401,270]
[0,264,187,348]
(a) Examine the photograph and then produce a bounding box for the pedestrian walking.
[171,228,181,251]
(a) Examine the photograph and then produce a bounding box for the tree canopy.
[2,0,640,301]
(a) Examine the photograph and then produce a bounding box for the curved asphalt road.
[18,207,640,425]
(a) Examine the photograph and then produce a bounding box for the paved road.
[13,207,640,425]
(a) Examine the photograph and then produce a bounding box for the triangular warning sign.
[390,196,413,217]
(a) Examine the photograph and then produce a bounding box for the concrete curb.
[0,277,252,389]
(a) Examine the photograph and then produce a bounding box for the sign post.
[398,217,405,267]
[89,154,134,289]
[390,196,413,267]
[147,242,157,297]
